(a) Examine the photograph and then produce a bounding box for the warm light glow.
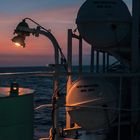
[15,42,21,47]
[13,87,18,90]
[15,42,23,47]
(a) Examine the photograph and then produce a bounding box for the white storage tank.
[66,77,118,130]
[0,86,34,140]
[76,0,131,51]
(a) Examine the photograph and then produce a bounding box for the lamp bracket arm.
[38,29,61,51]
[38,29,67,65]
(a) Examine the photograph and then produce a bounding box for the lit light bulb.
[15,42,21,47]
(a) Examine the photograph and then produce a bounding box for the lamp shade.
[12,35,26,48]
[14,19,30,36]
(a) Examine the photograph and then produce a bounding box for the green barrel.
[0,87,34,140]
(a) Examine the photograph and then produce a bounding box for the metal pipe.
[66,29,73,129]
[79,36,83,74]
[38,30,60,140]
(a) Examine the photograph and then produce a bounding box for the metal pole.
[90,45,94,73]
[103,52,106,73]
[13,22,63,140]
[79,36,83,74]
[131,0,140,71]
[96,51,99,73]
[67,29,73,87]
[131,0,140,139]
[39,30,60,140]
[106,53,109,72]
[66,29,73,128]
[118,77,122,140]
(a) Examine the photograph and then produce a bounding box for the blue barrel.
[0,87,34,140]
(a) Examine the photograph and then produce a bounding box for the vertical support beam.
[103,52,106,73]
[90,45,94,73]
[106,53,109,71]
[96,51,99,73]
[53,47,60,140]
[66,29,84,128]
[67,29,73,90]
[118,77,122,140]
[131,0,140,71]
[66,29,73,128]
[131,0,140,139]
[79,36,83,74]
[39,30,62,140]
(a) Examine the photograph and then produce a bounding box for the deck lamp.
[10,82,19,96]
[11,17,67,140]
[12,18,67,66]
[12,18,68,66]
[12,19,31,47]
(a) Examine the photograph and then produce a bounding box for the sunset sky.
[0,0,131,66]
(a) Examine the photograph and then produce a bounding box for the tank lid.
[0,87,34,97]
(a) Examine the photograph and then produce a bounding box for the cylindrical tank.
[76,0,131,51]
[0,87,34,140]
[66,77,118,130]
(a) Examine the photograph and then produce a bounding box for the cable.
[24,18,50,33]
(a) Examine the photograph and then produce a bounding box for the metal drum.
[0,87,34,140]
